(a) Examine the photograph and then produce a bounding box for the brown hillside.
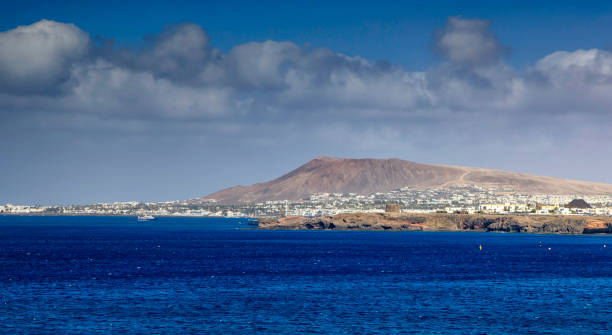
[201,157,612,203]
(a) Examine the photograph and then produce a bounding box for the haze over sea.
[1,216,611,334]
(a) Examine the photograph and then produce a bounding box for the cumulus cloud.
[1,17,609,126]
[65,60,234,119]
[1,18,611,172]
[0,19,90,94]
[226,41,301,88]
[135,23,217,83]
[535,49,612,86]
[435,17,508,67]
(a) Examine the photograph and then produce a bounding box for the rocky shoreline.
[258,213,612,234]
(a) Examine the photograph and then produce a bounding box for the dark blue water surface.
[1,216,612,334]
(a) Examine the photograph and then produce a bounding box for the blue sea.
[1,216,611,334]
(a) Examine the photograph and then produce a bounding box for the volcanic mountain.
[201,157,612,203]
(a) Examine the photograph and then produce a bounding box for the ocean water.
[1,216,611,334]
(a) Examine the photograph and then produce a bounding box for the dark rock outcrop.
[565,199,592,209]
[259,213,612,234]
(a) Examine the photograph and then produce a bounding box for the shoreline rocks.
[258,213,612,234]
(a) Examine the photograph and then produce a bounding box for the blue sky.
[2,1,612,204]
[4,1,612,70]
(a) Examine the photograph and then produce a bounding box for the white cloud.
[1,18,612,165]
[64,60,235,119]
[0,19,90,94]
[136,23,215,82]
[226,41,301,88]
[535,49,612,86]
[435,17,507,67]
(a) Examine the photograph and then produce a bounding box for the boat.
[247,218,259,226]
[137,214,156,221]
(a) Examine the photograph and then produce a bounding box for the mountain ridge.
[200,157,612,203]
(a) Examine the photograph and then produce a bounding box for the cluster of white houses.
[442,202,608,216]
[2,195,612,217]
[0,204,46,214]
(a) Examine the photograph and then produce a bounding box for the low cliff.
[258,213,612,234]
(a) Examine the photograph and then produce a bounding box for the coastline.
[0,213,254,219]
[258,212,612,235]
